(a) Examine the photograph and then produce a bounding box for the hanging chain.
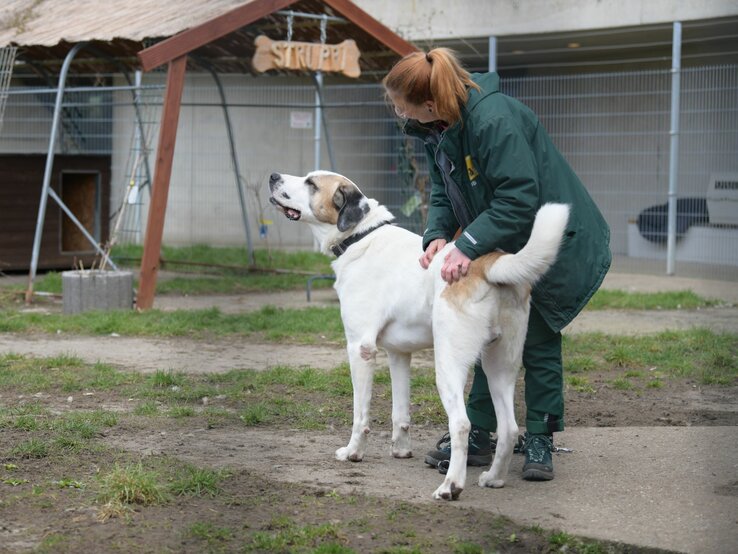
[320,14,327,45]
[286,10,294,42]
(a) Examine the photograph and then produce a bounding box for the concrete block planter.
[62,270,134,314]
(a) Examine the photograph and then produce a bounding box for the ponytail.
[383,47,479,125]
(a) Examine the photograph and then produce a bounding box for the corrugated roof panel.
[0,0,251,46]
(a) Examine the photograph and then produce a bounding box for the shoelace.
[523,435,554,463]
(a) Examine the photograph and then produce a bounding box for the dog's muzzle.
[269,197,301,221]
[268,173,301,221]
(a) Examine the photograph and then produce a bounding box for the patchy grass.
[170,464,228,497]
[97,462,167,506]
[586,289,722,310]
[563,329,737,385]
[0,350,726,553]
[0,305,344,343]
[566,375,597,394]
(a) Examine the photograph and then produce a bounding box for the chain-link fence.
[501,65,738,280]
[1,64,736,280]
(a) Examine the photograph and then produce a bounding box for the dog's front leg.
[387,350,412,458]
[335,343,375,462]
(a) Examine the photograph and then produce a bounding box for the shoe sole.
[522,467,554,481]
[424,454,492,468]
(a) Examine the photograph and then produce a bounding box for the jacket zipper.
[430,131,474,229]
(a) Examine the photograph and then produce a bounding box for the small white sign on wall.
[290,111,313,129]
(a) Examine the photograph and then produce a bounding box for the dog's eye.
[305,179,318,192]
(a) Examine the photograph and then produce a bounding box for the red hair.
[383,48,479,125]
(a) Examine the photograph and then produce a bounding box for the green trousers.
[466,305,564,435]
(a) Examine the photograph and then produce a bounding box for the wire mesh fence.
[0,64,736,280]
[500,65,738,280]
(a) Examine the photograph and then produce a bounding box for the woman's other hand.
[419,238,447,269]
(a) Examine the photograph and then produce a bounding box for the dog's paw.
[391,447,412,459]
[478,471,505,488]
[432,481,463,501]
[335,446,363,462]
[391,427,412,458]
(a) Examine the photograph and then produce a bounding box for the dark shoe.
[424,425,492,471]
[522,433,555,481]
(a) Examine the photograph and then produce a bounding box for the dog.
[269,170,568,500]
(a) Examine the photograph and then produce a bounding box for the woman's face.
[386,89,437,123]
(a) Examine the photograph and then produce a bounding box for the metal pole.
[312,74,336,171]
[133,69,144,243]
[132,69,153,199]
[314,73,323,172]
[488,36,498,73]
[666,22,682,276]
[205,65,255,266]
[25,42,87,303]
[314,15,328,173]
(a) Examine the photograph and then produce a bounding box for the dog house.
[0,154,110,271]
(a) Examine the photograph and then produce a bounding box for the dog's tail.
[485,203,570,286]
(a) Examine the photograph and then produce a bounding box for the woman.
[383,48,611,480]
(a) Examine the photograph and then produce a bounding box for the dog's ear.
[334,185,368,232]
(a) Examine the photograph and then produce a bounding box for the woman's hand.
[440,247,471,283]
[419,238,447,269]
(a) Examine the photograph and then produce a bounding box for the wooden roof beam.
[138,0,296,72]
[138,0,417,72]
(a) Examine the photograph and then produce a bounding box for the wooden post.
[136,55,187,309]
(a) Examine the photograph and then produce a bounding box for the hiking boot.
[522,433,555,481]
[424,425,492,471]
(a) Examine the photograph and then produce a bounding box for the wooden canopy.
[134,0,417,309]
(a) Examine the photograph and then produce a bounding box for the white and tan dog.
[269,170,568,500]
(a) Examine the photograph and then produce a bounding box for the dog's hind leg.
[387,350,412,458]
[430,316,485,500]
[335,342,375,462]
[431,344,476,500]
[478,332,524,489]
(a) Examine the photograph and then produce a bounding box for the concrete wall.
[353,0,738,39]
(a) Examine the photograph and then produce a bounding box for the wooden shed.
[0,154,111,271]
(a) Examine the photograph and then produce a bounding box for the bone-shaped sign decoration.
[252,35,361,78]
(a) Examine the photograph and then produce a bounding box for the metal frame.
[25,43,119,303]
[23,50,158,300]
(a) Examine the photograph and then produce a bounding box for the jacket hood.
[467,72,500,112]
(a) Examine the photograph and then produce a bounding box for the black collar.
[331,221,391,258]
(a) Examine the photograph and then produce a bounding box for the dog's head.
[269,171,370,232]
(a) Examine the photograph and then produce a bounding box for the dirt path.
[2,275,737,553]
[102,422,738,554]
[2,300,736,375]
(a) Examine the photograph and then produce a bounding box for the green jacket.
[404,72,611,332]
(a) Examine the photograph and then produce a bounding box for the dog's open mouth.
[269,197,301,221]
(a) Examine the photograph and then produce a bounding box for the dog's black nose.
[269,173,281,185]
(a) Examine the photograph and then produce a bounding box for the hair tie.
[425,52,432,63]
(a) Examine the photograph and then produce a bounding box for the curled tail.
[485,203,570,286]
